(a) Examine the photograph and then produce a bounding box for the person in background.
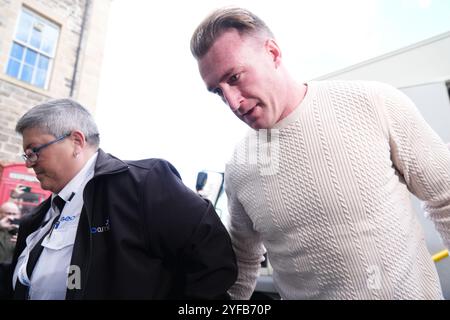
[191,6,450,299]
[0,202,22,264]
[1,98,237,300]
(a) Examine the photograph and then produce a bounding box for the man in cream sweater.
[191,7,450,299]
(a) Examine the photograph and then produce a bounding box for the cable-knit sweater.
[225,80,450,300]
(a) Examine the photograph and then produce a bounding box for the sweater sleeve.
[377,82,450,249]
[225,172,266,300]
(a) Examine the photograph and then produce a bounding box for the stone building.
[0,0,111,162]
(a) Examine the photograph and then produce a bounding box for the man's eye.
[229,74,240,83]
[213,88,223,97]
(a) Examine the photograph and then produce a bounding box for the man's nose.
[223,87,243,112]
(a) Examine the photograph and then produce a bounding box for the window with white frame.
[6,8,60,89]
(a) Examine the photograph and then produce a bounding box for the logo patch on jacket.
[91,218,110,234]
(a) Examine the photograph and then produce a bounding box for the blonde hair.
[190,6,274,59]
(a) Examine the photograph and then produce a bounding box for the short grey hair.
[190,6,275,60]
[15,98,100,148]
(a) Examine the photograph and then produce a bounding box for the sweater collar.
[273,81,318,129]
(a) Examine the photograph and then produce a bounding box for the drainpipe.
[70,0,91,97]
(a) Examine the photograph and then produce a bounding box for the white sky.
[95,0,450,189]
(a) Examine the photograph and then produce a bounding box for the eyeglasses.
[22,133,71,164]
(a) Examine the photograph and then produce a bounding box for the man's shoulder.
[317,79,392,91]
[0,228,10,240]
[315,80,405,105]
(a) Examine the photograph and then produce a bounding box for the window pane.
[25,48,37,66]
[30,26,42,50]
[12,9,59,89]
[6,59,21,78]
[41,25,59,55]
[37,55,49,70]
[34,69,47,88]
[11,43,24,60]
[20,64,33,83]
[16,10,33,43]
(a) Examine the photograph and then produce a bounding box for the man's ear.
[70,130,86,152]
[265,39,282,67]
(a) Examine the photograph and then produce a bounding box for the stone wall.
[0,0,111,163]
[0,79,48,162]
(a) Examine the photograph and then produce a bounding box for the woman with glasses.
[1,98,237,300]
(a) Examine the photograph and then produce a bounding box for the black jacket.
[1,149,237,299]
